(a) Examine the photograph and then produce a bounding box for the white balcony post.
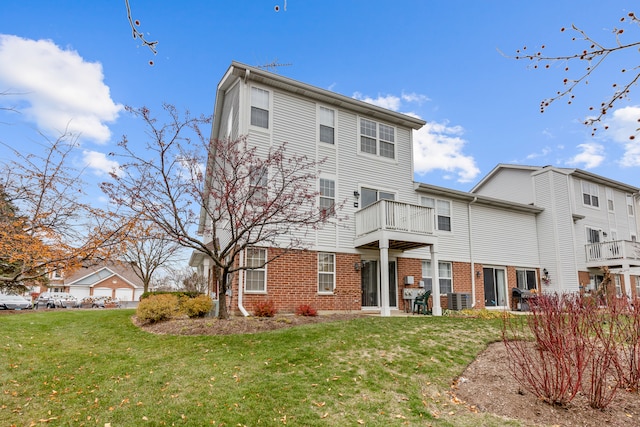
[431,244,442,316]
[380,237,390,317]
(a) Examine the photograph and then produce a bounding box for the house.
[43,260,144,302]
[471,164,640,299]
[191,62,640,316]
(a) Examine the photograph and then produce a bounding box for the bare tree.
[0,133,132,292]
[120,221,181,293]
[171,266,207,293]
[510,11,640,136]
[101,104,341,319]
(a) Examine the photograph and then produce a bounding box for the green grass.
[0,310,516,426]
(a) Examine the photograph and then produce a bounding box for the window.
[318,253,335,293]
[588,274,603,292]
[606,188,614,211]
[359,118,395,159]
[586,227,600,244]
[516,269,537,290]
[421,260,453,294]
[319,107,335,144]
[635,276,640,298]
[420,196,452,231]
[245,248,266,292]
[614,275,622,298]
[250,87,269,128]
[319,178,335,217]
[627,194,635,216]
[361,187,395,208]
[249,166,268,203]
[582,181,599,207]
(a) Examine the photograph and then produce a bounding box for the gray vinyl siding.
[474,169,535,204]
[534,170,580,293]
[471,205,539,266]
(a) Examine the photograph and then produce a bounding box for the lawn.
[0,310,515,426]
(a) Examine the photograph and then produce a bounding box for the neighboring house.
[191,62,640,316]
[44,261,144,302]
[471,164,640,299]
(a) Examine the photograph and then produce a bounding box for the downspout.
[236,251,249,317]
[468,197,478,307]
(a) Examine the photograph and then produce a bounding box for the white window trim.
[359,186,397,209]
[319,177,336,218]
[420,196,452,232]
[244,247,267,294]
[318,252,336,294]
[421,260,453,294]
[357,117,397,163]
[627,194,635,217]
[318,105,336,146]
[581,181,600,209]
[249,86,271,131]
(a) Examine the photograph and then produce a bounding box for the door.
[388,261,397,308]
[360,260,398,308]
[361,260,378,307]
[483,267,507,307]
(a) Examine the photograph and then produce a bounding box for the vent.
[447,293,472,310]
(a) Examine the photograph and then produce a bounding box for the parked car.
[34,292,80,309]
[0,294,32,310]
[81,296,121,308]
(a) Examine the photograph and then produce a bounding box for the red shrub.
[295,304,318,317]
[253,300,277,317]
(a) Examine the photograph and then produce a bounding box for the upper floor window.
[586,227,600,244]
[319,178,335,217]
[245,247,267,292]
[359,118,395,159]
[361,187,395,208]
[250,87,269,129]
[606,188,614,211]
[420,196,452,231]
[249,166,268,204]
[319,107,335,144]
[627,194,635,216]
[318,253,335,293]
[421,260,453,294]
[582,181,599,208]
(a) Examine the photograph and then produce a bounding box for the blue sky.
[1,0,639,204]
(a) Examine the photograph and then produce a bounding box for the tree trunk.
[217,265,230,319]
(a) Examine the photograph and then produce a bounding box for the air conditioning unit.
[447,293,472,310]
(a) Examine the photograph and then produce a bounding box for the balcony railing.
[355,200,434,237]
[585,240,640,263]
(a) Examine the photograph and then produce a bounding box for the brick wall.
[233,248,362,314]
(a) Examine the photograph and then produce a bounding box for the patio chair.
[412,290,432,315]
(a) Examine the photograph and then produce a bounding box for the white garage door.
[115,288,133,301]
[93,288,112,297]
[71,287,91,298]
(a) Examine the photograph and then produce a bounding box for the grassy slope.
[0,310,519,426]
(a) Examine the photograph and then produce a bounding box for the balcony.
[585,240,640,267]
[354,200,435,250]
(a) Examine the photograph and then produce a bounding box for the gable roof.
[471,163,640,194]
[64,261,143,289]
[416,181,543,214]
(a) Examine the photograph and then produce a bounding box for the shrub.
[295,304,318,317]
[253,300,277,317]
[140,290,200,300]
[181,294,214,318]
[136,294,179,324]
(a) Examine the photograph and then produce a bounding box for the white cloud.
[352,90,478,183]
[0,34,123,143]
[526,146,552,160]
[602,106,640,166]
[566,142,605,169]
[352,92,401,111]
[413,121,480,183]
[82,150,120,176]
